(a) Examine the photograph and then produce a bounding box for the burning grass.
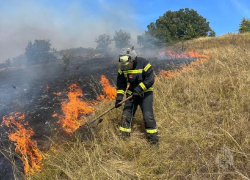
[58,76,116,133]
[0,112,42,175]
[0,74,116,178]
[159,50,209,78]
[30,33,250,179]
[97,75,117,101]
[57,84,95,133]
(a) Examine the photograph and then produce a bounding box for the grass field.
[30,32,250,180]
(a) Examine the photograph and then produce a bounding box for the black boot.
[120,131,130,140]
[147,132,159,145]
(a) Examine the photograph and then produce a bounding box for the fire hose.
[81,95,133,128]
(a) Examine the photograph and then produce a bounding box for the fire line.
[1,112,42,175]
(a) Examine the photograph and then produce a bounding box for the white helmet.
[118,47,137,70]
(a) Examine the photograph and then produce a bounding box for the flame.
[181,58,208,72]
[97,75,116,101]
[53,92,62,96]
[52,112,57,117]
[160,49,209,78]
[58,84,94,133]
[46,85,50,92]
[159,70,176,78]
[165,49,209,59]
[58,76,116,132]
[57,76,116,133]
[1,112,42,174]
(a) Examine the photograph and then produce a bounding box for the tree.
[25,39,56,65]
[61,53,73,71]
[5,59,11,67]
[113,30,131,49]
[142,8,215,47]
[95,34,112,53]
[208,30,216,37]
[239,17,250,33]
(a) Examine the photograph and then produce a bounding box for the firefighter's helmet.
[118,47,137,70]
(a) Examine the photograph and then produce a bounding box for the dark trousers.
[120,91,158,143]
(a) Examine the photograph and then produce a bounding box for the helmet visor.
[118,55,133,70]
[118,62,133,70]
[119,55,131,62]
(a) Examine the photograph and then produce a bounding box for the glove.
[133,85,144,98]
[115,100,122,108]
[132,91,140,97]
[132,90,144,98]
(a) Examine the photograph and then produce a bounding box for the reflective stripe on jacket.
[116,57,154,100]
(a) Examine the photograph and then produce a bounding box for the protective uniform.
[116,48,158,144]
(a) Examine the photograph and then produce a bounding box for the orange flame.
[160,50,209,78]
[97,75,116,101]
[53,92,62,96]
[52,112,57,117]
[165,49,209,59]
[58,84,94,133]
[160,70,176,78]
[181,58,208,72]
[46,85,50,92]
[1,112,42,174]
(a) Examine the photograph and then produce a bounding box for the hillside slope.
[31,33,250,180]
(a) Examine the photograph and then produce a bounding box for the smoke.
[0,0,142,63]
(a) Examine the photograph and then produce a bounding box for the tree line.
[4,8,250,67]
[95,8,215,53]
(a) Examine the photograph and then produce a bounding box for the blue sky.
[0,0,250,62]
[133,0,250,35]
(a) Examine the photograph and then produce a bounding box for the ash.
[0,54,190,179]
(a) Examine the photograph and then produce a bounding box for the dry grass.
[29,32,250,180]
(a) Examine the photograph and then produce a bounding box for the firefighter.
[115,47,158,144]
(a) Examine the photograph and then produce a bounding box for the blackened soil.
[0,56,191,179]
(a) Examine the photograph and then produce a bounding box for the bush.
[25,39,56,65]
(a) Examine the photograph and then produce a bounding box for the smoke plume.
[0,0,142,62]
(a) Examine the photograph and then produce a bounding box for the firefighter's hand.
[133,85,144,98]
[132,90,143,98]
[115,100,122,108]
[132,91,140,97]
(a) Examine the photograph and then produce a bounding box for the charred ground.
[0,53,191,179]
